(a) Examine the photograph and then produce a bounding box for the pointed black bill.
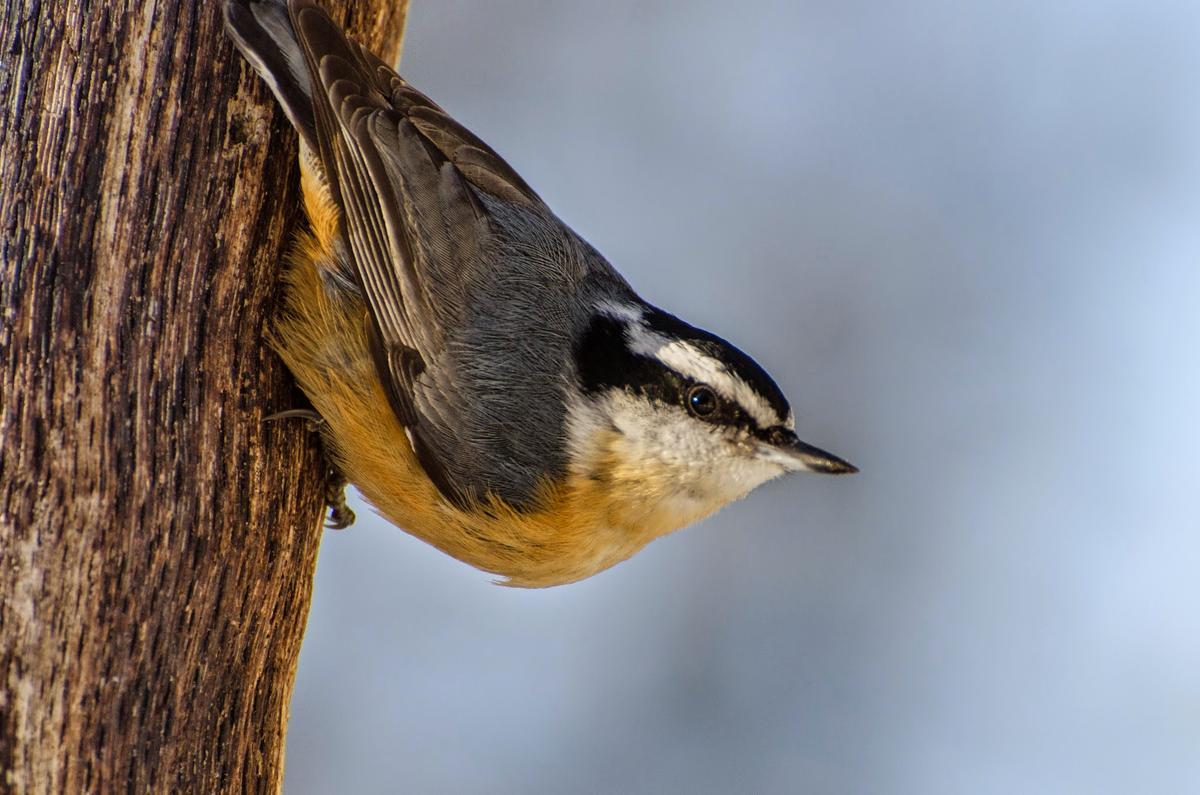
[783,438,858,474]
[758,428,858,474]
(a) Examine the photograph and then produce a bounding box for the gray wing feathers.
[223,0,318,151]
[226,0,613,507]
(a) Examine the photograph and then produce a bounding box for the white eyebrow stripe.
[624,325,779,428]
[595,300,643,323]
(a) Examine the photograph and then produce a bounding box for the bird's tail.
[223,0,318,152]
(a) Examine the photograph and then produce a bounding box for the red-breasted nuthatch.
[224,0,856,587]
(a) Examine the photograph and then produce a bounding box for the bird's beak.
[758,429,858,474]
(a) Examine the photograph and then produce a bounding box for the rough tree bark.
[0,1,408,791]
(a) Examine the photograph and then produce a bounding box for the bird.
[223,0,856,587]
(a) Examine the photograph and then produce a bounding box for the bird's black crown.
[574,305,791,433]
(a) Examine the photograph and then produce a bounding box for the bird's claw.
[324,467,355,529]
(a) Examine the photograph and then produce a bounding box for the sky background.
[283,1,1200,792]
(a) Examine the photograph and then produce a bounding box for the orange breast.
[268,163,679,587]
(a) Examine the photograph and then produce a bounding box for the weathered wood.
[0,2,407,790]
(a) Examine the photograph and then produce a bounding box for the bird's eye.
[687,385,719,418]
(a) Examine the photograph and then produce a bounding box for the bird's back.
[225,0,631,507]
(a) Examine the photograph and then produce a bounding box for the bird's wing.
[286,1,551,504]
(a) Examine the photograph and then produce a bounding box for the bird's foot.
[324,466,355,530]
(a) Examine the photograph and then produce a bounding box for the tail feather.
[224,0,318,151]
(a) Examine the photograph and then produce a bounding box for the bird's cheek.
[718,456,788,500]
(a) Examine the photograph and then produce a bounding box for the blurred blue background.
[284,1,1200,792]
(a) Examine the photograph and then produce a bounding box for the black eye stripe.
[575,312,762,432]
[576,314,680,397]
[639,307,791,422]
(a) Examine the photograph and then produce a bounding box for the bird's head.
[568,301,855,536]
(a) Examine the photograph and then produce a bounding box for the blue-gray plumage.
[224,0,854,586]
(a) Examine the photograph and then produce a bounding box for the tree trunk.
[0,2,407,790]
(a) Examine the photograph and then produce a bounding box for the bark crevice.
[0,2,408,790]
